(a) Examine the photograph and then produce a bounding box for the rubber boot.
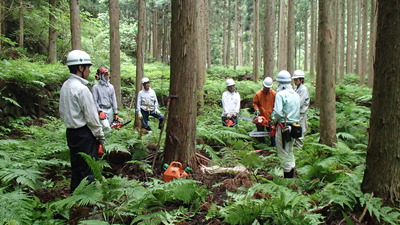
[284,168,294,178]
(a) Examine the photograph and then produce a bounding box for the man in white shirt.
[59,50,105,193]
[136,77,164,132]
[221,78,241,126]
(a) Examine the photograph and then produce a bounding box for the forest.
[0,0,399,224]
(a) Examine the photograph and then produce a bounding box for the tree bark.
[338,0,345,82]
[164,0,198,167]
[367,0,377,88]
[196,0,206,115]
[18,0,24,48]
[286,0,295,74]
[222,0,227,66]
[48,0,57,64]
[263,0,275,78]
[310,0,316,78]
[253,0,259,82]
[109,0,121,107]
[346,0,354,73]
[69,0,81,50]
[360,0,368,86]
[362,0,400,209]
[233,0,238,70]
[135,0,146,129]
[318,0,337,147]
[277,0,287,70]
[356,0,362,78]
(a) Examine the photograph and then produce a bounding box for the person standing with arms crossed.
[271,70,300,178]
[92,66,119,130]
[292,70,310,149]
[253,77,277,146]
[59,50,105,193]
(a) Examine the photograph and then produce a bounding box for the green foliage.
[0,188,35,225]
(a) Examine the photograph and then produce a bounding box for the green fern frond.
[359,193,400,224]
[0,168,42,189]
[79,153,104,181]
[337,132,357,141]
[78,220,110,225]
[0,188,35,224]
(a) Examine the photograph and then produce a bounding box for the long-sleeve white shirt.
[221,90,241,116]
[136,87,159,112]
[92,81,118,114]
[59,74,104,138]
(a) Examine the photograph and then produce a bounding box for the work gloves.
[254,109,260,116]
[138,112,143,119]
[226,113,231,119]
[114,114,119,121]
[99,111,107,120]
[155,109,161,115]
[97,136,106,157]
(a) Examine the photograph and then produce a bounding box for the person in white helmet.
[292,70,310,149]
[271,70,300,178]
[59,50,105,193]
[253,77,277,145]
[136,77,164,132]
[92,66,119,130]
[221,78,241,126]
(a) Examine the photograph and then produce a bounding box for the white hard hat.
[226,78,235,86]
[141,77,150,84]
[66,50,93,66]
[263,77,273,88]
[276,70,291,83]
[292,70,305,79]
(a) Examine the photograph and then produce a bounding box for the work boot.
[284,168,294,178]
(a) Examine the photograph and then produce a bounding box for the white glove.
[155,109,161,115]
[226,113,231,118]
[233,113,237,117]
[138,112,143,119]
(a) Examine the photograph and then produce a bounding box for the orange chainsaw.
[239,115,276,137]
[110,119,132,129]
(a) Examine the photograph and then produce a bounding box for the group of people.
[59,50,163,193]
[221,70,310,178]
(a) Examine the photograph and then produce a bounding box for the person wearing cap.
[59,50,105,193]
[292,70,310,149]
[222,78,241,126]
[136,77,164,132]
[271,70,300,178]
[252,77,277,145]
[92,66,119,130]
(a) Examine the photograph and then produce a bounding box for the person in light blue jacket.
[292,70,310,149]
[271,70,300,178]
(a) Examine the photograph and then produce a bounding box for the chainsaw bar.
[238,115,254,122]
[249,131,270,137]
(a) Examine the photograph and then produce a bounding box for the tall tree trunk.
[356,0,362,77]
[318,0,337,147]
[226,0,232,66]
[205,0,211,69]
[286,0,295,74]
[233,0,238,70]
[346,0,354,73]
[367,0,377,88]
[18,0,23,48]
[164,0,198,167]
[238,8,243,66]
[310,0,316,78]
[263,0,275,78]
[135,0,146,129]
[196,0,206,115]
[361,0,400,209]
[253,0,259,82]
[109,0,121,107]
[151,7,159,61]
[48,0,57,63]
[304,15,308,71]
[360,0,368,86]
[69,0,81,50]
[161,9,169,64]
[222,0,227,66]
[339,0,345,82]
[277,0,287,70]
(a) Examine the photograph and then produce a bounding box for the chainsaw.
[238,115,275,137]
[110,119,132,129]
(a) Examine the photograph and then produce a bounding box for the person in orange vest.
[252,77,277,146]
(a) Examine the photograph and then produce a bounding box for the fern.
[359,193,400,225]
[0,188,35,225]
[79,153,105,181]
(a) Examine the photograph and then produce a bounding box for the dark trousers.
[141,109,165,131]
[66,125,97,193]
[256,124,276,146]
